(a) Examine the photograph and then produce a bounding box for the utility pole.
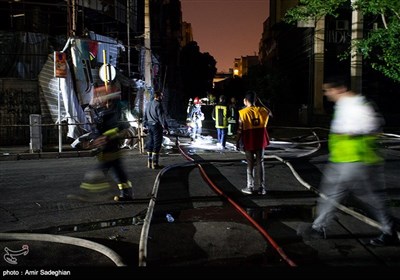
[350,0,363,93]
[127,0,131,78]
[67,0,77,37]
[136,0,153,154]
[144,0,152,89]
[312,17,325,115]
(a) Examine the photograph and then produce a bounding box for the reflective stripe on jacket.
[212,104,228,128]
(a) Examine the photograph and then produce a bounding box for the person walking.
[236,91,271,196]
[228,96,239,136]
[143,91,169,169]
[188,97,205,142]
[299,76,399,246]
[212,95,229,149]
[80,91,133,202]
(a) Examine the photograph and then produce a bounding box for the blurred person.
[212,95,229,149]
[80,90,133,202]
[236,91,271,196]
[228,96,239,136]
[299,76,399,246]
[188,97,205,142]
[185,98,193,136]
[143,91,169,169]
[186,98,193,121]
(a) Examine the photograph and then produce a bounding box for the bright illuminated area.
[182,135,236,152]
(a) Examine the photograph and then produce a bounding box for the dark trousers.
[217,128,228,147]
[147,124,163,153]
[98,157,128,184]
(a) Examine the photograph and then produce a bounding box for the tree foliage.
[244,64,291,109]
[285,0,400,82]
[180,41,217,100]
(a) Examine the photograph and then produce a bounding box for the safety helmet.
[193,97,200,105]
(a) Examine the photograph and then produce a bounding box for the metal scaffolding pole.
[144,0,152,89]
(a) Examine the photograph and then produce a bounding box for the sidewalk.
[0,144,94,161]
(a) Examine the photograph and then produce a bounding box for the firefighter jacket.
[212,103,228,128]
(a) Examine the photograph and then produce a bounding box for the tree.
[180,41,217,100]
[285,0,400,82]
[244,64,291,114]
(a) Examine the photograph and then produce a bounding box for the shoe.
[113,195,134,202]
[257,188,267,195]
[298,224,326,240]
[152,164,164,169]
[241,187,254,195]
[370,232,400,246]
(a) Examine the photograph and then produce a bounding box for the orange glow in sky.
[181,0,270,73]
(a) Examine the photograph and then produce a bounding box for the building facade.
[0,0,186,146]
[260,0,400,126]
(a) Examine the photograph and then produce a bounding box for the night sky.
[181,0,270,73]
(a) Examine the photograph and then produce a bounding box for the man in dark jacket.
[143,91,169,169]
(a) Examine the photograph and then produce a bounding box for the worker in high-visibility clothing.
[80,91,133,202]
[188,97,205,142]
[212,95,229,149]
[227,96,239,136]
[298,76,399,246]
[236,91,271,196]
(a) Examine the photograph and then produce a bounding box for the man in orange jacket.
[236,91,271,196]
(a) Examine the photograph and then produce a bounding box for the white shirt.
[330,95,381,135]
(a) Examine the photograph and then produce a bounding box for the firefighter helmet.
[193,97,200,105]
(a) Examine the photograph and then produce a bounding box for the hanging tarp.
[69,33,125,106]
[38,54,90,139]
[70,38,96,105]
[38,32,129,139]
[89,31,125,67]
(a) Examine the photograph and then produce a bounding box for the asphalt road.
[1,127,400,277]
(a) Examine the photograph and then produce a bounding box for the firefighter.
[188,97,205,142]
[212,95,229,149]
[80,91,133,202]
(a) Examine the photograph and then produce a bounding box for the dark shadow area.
[146,164,209,266]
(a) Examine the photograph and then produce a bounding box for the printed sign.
[54,51,67,78]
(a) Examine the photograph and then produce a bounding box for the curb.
[0,150,93,161]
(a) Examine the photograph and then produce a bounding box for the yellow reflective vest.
[238,106,270,150]
[328,134,383,164]
[212,104,228,128]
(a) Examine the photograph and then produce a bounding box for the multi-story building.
[233,56,259,77]
[260,0,400,126]
[0,0,185,146]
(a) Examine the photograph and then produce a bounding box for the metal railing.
[0,120,147,154]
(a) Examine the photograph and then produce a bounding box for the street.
[1,127,400,274]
